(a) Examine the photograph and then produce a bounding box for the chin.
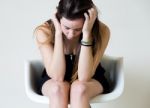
[67,37,74,40]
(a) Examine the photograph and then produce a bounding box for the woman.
[34,0,110,108]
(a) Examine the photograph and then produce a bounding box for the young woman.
[34,0,110,108]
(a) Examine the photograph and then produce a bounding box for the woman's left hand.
[82,7,98,39]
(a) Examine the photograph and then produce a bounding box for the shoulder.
[99,21,110,40]
[34,20,54,46]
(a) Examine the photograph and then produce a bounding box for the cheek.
[75,31,82,36]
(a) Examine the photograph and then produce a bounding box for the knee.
[50,83,62,96]
[71,80,88,97]
[42,80,69,97]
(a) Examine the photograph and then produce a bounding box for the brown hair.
[35,0,102,83]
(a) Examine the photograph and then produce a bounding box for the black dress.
[38,54,110,95]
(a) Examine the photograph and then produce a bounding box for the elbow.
[52,76,64,82]
[78,70,92,82]
[78,78,91,82]
[48,72,64,81]
[78,75,91,82]
[47,68,65,82]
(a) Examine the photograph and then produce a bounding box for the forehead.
[60,17,84,29]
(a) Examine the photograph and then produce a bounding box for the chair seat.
[24,55,124,104]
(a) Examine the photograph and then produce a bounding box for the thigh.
[86,79,104,99]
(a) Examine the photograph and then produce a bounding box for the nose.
[68,29,75,36]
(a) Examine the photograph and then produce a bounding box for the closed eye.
[65,26,70,30]
[75,29,82,32]
[64,25,82,31]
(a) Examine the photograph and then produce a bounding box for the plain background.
[0,0,150,108]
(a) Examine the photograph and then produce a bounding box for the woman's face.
[60,17,84,40]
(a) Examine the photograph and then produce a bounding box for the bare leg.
[70,79,103,108]
[41,79,70,108]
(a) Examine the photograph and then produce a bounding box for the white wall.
[0,0,150,108]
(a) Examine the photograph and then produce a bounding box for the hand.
[52,9,62,36]
[82,7,98,39]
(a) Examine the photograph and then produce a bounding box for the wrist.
[82,32,92,39]
[82,36,93,42]
[55,32,62,36]
[55,34,63,43]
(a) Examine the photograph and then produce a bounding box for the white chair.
[24,55,124,104]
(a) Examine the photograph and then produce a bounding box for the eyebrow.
[64,25,82,30]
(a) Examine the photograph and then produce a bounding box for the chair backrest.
[101,55,117,92]
[28,60,44,94]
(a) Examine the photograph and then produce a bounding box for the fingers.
[84,7,97,22]
[84,12,89,22]
[88,7,97,20]
[52,8,61,29]
[82,7,97,35]
[51,8,62,35]
[52,8,59,23]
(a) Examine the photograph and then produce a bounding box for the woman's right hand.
[52,9,62,36]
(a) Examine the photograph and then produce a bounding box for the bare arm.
[34,22,66,81]
[77,8,95,81]
[78,23,110,81]
[78,36,94,81]
[50,10,67,81]
[78,8,110,81]
[50,33,66,81]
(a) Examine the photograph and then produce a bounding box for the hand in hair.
[52,9,62,36]
[82,7,97,40]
